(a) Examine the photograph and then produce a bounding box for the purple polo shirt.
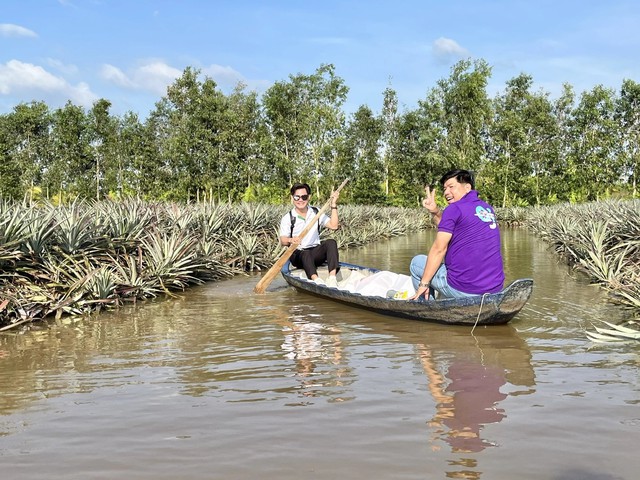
[438,190,505,294]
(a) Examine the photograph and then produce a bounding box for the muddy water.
[1,230,638,479]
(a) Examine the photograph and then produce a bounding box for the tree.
[263,64,349,198]
[567,85,620,201]
[546,83,576,202]
[526,91,560,205]
[117,111,158,197]
[437,59,493,172]
[0,102,51,201]
[615,79,640,196]
[341,105,384,204]
[380,85,399,197]
[487,74,557,206]
[262,79,304,191]
[388,92,446,207]
[0,113,22,199]
[218,84,268,202]
[153,67,227,201]
[88,99,118,200]
[45,102,91,202]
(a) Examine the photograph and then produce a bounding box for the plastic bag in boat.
[349,271,416,298]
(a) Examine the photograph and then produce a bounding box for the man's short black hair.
[290,183,311,195]
[439,170,475,190]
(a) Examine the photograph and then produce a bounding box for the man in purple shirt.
[409,169,504,301]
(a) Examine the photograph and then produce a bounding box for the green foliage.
[523,200,640,314]
[0,200,431,327]
[567,86,620,201]
[341,105,385,205]
[263,64,349,198]
[615,79,640,197]
[437,59,492,171]
[0,102,52,200]
[1,60,639,208]
[487,74,559,207]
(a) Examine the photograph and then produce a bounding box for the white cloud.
[0,23,37,38]
[202,64,245,88]
[432,37,469,62]
[46,58,79,75]
[133,61,183,94]
[0,60,65,93]
[203,64,271,93]
[100,64,136,88]
[100,60,270,98]
[101,61,182,95]
[0,59,98,106]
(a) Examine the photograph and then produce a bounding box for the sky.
[2,0,640,119]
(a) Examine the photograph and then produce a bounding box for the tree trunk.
[502,139,511,208]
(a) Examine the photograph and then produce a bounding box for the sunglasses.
[292,194,310,201]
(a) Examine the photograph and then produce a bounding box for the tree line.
[1,60,639,207]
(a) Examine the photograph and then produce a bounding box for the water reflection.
[422,347,507,453]
[277,311,352,404]
[423,327,535,454]
[364,320,535,479]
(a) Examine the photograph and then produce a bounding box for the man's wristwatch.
[418,281,430,288]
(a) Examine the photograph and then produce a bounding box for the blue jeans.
[409,254,476,300]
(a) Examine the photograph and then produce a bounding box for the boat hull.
[281,262,533,326]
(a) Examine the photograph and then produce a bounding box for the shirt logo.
[475,206,497,229]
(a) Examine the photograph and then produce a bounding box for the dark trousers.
[290,239,339,279]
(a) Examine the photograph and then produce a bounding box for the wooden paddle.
[254,178,350,294]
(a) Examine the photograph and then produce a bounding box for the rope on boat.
[471,293,490,335]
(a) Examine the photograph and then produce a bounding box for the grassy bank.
[0,199,431,329]
[518,199,640,316]
[3,198,639,331]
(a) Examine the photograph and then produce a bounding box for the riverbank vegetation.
[523,200,640,315]
[2,198,639,330]
[0,199,430,329]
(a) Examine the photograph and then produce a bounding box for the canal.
[1,229,638,479]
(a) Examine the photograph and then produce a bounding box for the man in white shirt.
[279,183,340,286]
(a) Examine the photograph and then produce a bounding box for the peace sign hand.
[422,185,439,215]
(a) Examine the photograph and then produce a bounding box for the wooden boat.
[281,261,533,326]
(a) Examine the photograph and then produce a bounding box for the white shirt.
[279,207,331,249]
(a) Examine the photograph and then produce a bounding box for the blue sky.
[2,0,640,118]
